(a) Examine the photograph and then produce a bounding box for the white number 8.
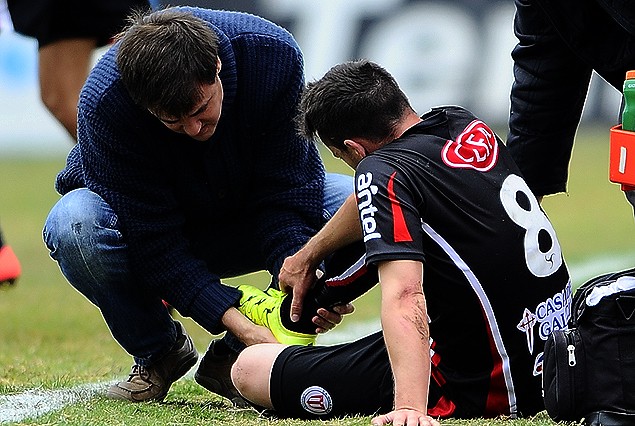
[500,174,562,277]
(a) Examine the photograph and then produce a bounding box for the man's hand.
[221,307,277,345]
[372,408,440,426]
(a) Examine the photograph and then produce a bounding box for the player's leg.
[38,38,96,140]
[313,242,378,308]
[242,245,378,344]
[231,343,287,409]
[233,332,455,420]
[237,241,378,345]
[212,253,374,405]
[232,331,393,418]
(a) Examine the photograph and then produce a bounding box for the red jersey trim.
[324,254,367,288]
[482,305,511,416]
[428,395,457,418]
[387,171,413,243]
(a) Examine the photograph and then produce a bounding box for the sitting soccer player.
[231,60,572,425]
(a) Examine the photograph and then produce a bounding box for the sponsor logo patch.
[517,281,572,353]
[517,281,572,376]
[442,120,498,171]
[356,172,381,242]
[300,386,333,415]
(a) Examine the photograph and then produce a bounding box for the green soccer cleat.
[237,285,316,346]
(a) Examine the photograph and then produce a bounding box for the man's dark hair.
[298,59,413,149]
[116,8,219,118]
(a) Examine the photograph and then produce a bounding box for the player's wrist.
[394,405,426,412]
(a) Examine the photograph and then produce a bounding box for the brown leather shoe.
[107,321,198,402]
[195,339,249,407]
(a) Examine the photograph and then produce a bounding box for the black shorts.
[269,330,449,420]
[6,0,149,47]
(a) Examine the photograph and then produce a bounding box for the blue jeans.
[43,173,353,365]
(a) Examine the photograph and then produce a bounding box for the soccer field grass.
[0,127,633,425]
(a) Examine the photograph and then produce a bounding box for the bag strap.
[570,267,635,327]
[585,410,635,426]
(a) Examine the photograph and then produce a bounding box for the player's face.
[153,77,224,142]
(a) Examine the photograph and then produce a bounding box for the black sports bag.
[542,267,635,425]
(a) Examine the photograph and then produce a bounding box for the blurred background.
[1,0,633,308]
[0,0,623,155]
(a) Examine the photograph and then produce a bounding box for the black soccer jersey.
[355,106,572,417]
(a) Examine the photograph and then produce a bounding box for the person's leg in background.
[0,225,21,287]
[38,38,96,141]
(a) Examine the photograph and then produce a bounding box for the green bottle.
[616,70,635,190]
[622,70,635,131]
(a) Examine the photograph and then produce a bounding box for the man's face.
[153,76,224,142]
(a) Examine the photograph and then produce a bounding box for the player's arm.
[372,260,440,426]
[279,193,361,323]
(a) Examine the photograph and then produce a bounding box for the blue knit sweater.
[55,7,326,334]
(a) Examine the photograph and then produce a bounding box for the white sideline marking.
[0,382,107,423]
[1,254,633,423]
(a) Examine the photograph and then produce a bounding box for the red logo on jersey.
[441,120,498,171]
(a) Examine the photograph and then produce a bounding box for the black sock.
[211,338,233,356]
[279,294,320,334]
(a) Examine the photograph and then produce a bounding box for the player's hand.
[279,251,319,322]
[371,408,441,426]
[313,303,355,333]
[279,249,355,332]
